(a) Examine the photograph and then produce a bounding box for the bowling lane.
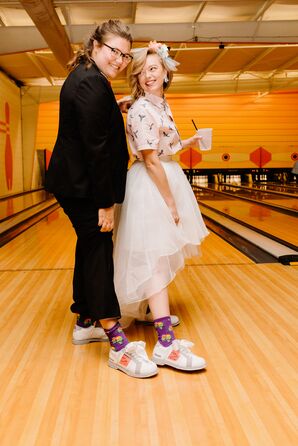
[247,183,298,195]
[194,189,298,248]
[0,190,51,221]
[222,182,297,197]
[0,208,253,271]
[220,181,298,198]
[207,184,298,212]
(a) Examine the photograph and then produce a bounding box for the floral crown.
[132,41,179,71]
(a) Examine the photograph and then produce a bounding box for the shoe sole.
[108,360,158,378]
[135,319,180,327]
[72,337,109,345]
[152,356,206,371]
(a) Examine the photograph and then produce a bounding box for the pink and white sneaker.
[152,339,206,371]
[109,341,158,378]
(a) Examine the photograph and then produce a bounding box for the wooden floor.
[0,209,297,446]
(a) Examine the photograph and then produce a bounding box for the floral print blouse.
[126,93,182,160]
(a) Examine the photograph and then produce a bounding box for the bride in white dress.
[114,42,208,371]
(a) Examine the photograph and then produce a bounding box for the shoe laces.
[125,341,148,361]
[172,339,194,356]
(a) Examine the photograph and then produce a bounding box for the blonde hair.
[68,20,132,71]
[128,48,174,101]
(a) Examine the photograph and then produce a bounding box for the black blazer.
[46,61,129,208]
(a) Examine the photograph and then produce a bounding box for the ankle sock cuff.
[76,315,92,328]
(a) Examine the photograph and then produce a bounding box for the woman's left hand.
[181,133,202,148]
[98,206,114,232]
[189,133,202,147]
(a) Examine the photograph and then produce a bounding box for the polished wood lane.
[0,190,49,220]
[0,264,297,445]
[197,197,298,247]
[0,210,297,445]
[0,209,253,270]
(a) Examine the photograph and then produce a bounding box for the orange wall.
[167,91,298,169]
[35,101,59,153]
[37,91,298,170]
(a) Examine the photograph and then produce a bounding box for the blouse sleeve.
[127,102,159,151]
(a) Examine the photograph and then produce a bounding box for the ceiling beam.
[60,5,74,43]
[233,47,275,80]
[172,42,186,61]
[60,6,71,25]
[1,20,298,55]
[251,0,276,40]
[131,2,137,24]
[128,20,298,43]
[283,76,298,88]
[19,73,298,95]
[0,26,47,54]
[194,1,207,23]
[0,7,7,26]
[18,0,73,72]
[197,47,228,80]
[268,54,298,79]
[109,75,298,95]
[274,53,298,71]
[6,0,265,3]
[26,51,54,85]
[252,0,276,21]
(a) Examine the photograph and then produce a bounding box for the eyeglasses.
[103,43,133,64]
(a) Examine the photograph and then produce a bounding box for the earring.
[164,75,169,83]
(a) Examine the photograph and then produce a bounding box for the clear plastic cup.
[197,128,212,151]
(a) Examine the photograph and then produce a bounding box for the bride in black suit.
[46,20,158,379]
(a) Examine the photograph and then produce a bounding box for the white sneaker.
[136,313,180,327]
[72,324,108,345]
[152,339,206,371]
[109,341,158,378]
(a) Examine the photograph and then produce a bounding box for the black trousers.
[56,196,121,321]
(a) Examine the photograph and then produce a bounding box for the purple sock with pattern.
[76,315,92,328]
[104,322,129,352]
[154,316,175,347]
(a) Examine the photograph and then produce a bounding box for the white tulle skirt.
[113,159,209,319]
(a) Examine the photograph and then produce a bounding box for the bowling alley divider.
[0,65,297,198]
